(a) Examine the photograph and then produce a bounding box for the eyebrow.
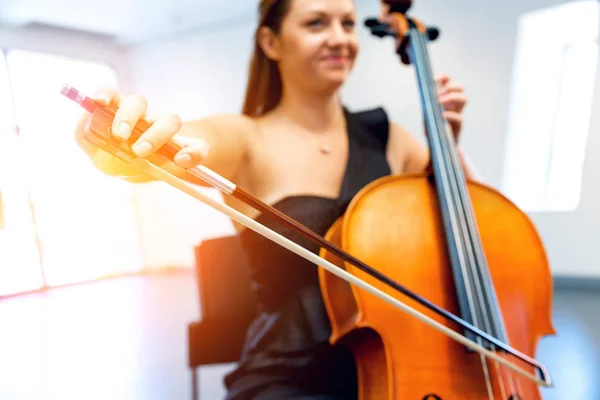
[302,9,356,18]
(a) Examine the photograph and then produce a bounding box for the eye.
[306,18,325,28]
[343,19,356,30]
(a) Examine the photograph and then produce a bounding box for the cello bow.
[59,52,552,390]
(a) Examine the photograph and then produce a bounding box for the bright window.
[0,48,143,295]
[0,50,44,296]
[502,0,599,212]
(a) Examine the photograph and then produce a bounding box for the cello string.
[407,24,492,346]
[361,11,533,367]
[413,27,527,398]
[415,28,493,339]
[407,26,481,336]
[410,28,495,399]
[412,27,510,399]
[415,30,496,400]
[516,376,525,397]
[413,26,516,399]
[417,26,508,344]
[416,28,518,398]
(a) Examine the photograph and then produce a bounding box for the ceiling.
[0,0,258,44]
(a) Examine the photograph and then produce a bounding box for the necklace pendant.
[320,145,331,155]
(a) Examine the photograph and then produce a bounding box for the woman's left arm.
[387,73,482,182]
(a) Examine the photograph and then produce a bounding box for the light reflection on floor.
[0,272,597,400]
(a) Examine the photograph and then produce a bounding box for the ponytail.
[242,0,291,117]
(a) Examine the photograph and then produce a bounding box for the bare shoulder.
[178,113,261,182]
[183,113,257,139]
[387,121,429,174]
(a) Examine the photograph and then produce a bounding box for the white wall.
[125,0,599,278]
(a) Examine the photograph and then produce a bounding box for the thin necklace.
[273,112,337,155]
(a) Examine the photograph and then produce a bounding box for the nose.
[326,21,350,47]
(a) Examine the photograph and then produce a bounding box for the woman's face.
[264,0,359,93]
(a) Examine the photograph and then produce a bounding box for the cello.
[318,1,555,398]
[60,0,555,397]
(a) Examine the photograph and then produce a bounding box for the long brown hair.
[242,0,292,117]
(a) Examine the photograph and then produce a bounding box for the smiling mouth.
[323,55,349,64]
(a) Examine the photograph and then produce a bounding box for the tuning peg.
[427,27,440,41]
[372,26,397,38]
[363,18,398,38]
[364,18,382,27]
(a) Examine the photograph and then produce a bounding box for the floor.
[0,271,597,400]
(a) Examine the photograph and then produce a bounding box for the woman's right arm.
[177,114,253,183]
[74,87,253,185]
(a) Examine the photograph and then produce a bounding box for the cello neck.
[405,23,460,181]
[369,5,509,347]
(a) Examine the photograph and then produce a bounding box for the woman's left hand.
[436,74,467,141]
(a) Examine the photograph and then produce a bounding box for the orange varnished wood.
[319,174,555,399]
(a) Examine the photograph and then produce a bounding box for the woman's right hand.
[74,86,210,178]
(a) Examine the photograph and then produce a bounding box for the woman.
[75,0,478,398]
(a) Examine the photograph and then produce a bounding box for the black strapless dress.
[224,107,392,399]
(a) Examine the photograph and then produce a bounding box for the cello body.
[318,174,555,399]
